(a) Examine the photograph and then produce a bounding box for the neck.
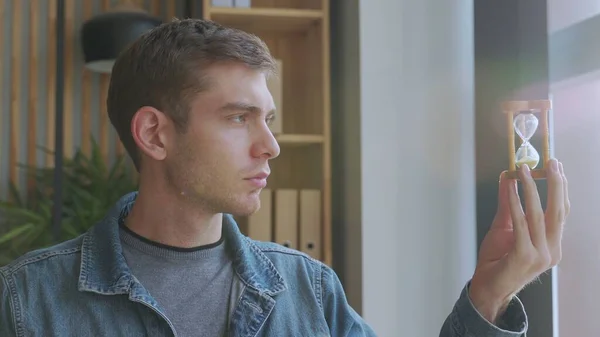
[124,174,223,249]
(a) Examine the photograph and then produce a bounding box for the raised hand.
[469,158,570,323]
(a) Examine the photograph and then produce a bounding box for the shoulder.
[243,237,336,285]
[244,238,375,335]
[0,235,84,279]
[249,238,324,267]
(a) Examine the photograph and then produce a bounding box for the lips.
[245,171,269,188]
[249,172,269,180]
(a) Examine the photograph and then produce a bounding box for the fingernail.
[550,159,558,172]
[559,162,564,174]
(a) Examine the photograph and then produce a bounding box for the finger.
[519,164,547,250]
[545,159,565,248]
[560,162,570,217]
[493,171,512,226]
[507,175,529,252]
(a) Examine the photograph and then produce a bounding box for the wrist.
[468,280,513,324]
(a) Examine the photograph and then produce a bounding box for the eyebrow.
[218,101,276,116]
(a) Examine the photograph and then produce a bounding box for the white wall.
[548,1,600,336]
[551,76,600,337]
[333,1,600,335]
[338,0,477,335]
[548,0,600,33]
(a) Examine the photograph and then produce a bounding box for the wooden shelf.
[208,8,322,33]
[275,134,324,146]
[202,0,332,266]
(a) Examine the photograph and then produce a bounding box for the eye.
[230,114,247,124]
[266,114,276,126]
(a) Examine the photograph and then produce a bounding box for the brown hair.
[107,18,276,171]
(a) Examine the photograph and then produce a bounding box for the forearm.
[439,282,528,337]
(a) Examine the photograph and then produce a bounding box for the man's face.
[164,62,280,216]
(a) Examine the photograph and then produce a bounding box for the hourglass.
[503,100,552,180]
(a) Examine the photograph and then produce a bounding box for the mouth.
[244,171,270,188]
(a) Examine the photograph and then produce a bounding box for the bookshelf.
[200,0,332,266]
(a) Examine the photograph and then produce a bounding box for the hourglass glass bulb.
[515,142,540,169]
[513,112,539,141]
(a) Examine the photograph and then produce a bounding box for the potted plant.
[0,140,138,266]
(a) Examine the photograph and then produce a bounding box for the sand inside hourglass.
[515,155,539,169]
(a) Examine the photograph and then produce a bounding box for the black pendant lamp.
[81,0,162,74]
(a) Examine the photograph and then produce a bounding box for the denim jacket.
[0,192,528,336]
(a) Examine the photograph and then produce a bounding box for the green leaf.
[0,136,141,266]
[107,157,125,181]
[38,202,53,219]
[0,224,35,245]
[7,182,23,207]
[0,203,45,223]
[61,219,81,239]
[35,144,55,156]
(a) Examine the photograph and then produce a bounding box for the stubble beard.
[165,161,262,217]
[165,136,262,217]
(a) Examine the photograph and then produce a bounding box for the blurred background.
[0,0,597,336]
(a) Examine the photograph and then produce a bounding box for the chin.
[229,205,260,217]
[227,195,262,217]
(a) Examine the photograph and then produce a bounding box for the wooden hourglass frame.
[503,100,552,180]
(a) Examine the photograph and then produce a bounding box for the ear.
[131,106,171,163]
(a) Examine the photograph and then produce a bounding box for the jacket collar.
[78,192,287,296]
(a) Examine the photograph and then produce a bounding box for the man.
[0,19,569,337]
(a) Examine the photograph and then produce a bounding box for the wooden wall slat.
[46,0,57,167]
[27,0,39,191]
[167,0,176,20]
[114,0,125,160]
[115,134,125,157]
[99,0,110,163]
[150,0,160,17]
[64,0,74,158]
[9,0,22,190]
[1,0,189,199]
[0,0,4,198]
[81,0,93,156]
[321,0,332,266]
[100,76,109,162]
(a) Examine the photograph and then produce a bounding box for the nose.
[252,122,280,159]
